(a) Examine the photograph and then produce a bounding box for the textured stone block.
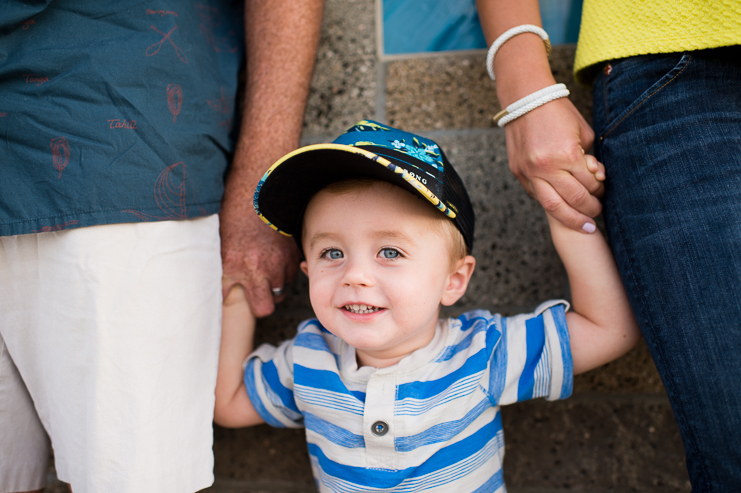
[213,425,314,489]
[574,340,665,393]
[386,46,594,131]
[303,0,377,137]
[386,54,497,131]
[502,397,689,491]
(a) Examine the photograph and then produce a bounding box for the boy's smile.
[300,181,474,368]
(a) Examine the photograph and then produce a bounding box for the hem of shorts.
[0,203,222,237]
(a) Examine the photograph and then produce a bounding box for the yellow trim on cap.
[254,143,456,236]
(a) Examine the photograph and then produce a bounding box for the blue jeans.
[592,46,741,491]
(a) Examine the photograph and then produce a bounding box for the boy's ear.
[300,260,309,277]
[441,255,476,306]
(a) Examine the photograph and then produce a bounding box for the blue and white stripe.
[244,302,571,492]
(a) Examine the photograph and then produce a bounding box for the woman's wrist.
[493,34,557,107]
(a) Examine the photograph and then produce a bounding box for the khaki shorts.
[0,216,222,493]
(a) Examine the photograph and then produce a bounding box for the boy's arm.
[214,286,265,428]
[546,214,641,374]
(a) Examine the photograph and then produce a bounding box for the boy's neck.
[354,317,441,369]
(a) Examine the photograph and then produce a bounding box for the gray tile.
[574,340,665,393]
[386,54,498,131]
[385,46,594,131]
[302,0,377,137]
[213,425,314,487]
[252,313,313,348]
[502,397,690,491]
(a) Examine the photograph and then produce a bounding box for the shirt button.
[371,421,388,436]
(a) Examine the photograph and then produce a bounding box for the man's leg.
[0,334,49,493]
[0,215,222,493]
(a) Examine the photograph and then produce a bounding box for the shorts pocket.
[595,53,692,139]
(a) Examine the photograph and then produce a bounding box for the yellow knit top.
[574,0,741,83]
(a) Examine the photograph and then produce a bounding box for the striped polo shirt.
[244,300,572,492]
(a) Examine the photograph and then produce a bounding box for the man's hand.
[504,97,606,233]
[220,163,299,317]
[220,0,323,317]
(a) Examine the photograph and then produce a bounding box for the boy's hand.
[584,150,606,182]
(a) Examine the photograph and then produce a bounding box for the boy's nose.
[341,258,374,287]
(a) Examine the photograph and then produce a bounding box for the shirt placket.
[363,373,398,469]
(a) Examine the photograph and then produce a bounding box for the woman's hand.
[504,96,606,232]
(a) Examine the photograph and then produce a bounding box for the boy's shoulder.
[452,300,568,334]
[292,318,344,357]
[451,300,570,351]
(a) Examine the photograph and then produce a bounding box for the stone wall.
[210,1,691,492]
[205,2,693,492]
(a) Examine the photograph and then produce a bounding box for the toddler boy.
[214,120,639,492]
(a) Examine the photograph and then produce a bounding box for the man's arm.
[220,0,324,317]
[546,215,641,374]
[214,286,264,427]
[476,0,604,233]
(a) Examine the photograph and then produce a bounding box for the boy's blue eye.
[323,249,343,260]
[380,248,401,259]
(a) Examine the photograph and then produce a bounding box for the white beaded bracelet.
[486,24,552,81]
[494,83,570,127]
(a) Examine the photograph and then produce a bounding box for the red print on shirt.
[50,137,70,179]
[122,162,206,221]
[22,19,35,30]
[146,25,188,63]
[207,87,234,129]
[32,220,80,233]
[24,74,49,86]
[167,84,183,122]
[107,119,137,129]
[145,9,178,17]
[195,3,238,53]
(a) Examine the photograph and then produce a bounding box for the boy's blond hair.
[319,179,468,267]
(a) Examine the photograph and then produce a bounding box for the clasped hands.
[504,97,606,233]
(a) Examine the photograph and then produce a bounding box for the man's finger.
[244,277,276,318]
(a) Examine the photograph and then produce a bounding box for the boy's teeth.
[345,304,380,314]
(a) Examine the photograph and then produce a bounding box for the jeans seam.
[602,70,610,122]
[601,54,692,140]
[598,78,715,487]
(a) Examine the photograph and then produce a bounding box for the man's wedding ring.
[271,286,285,296]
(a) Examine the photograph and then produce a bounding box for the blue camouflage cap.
[253,120,475,253]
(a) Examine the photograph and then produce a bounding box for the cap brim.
[254,144,455,236]
[253,143,456,237]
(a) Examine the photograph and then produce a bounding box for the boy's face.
[300,181,473,368]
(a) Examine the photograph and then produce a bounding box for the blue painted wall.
[383,0,583,56]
